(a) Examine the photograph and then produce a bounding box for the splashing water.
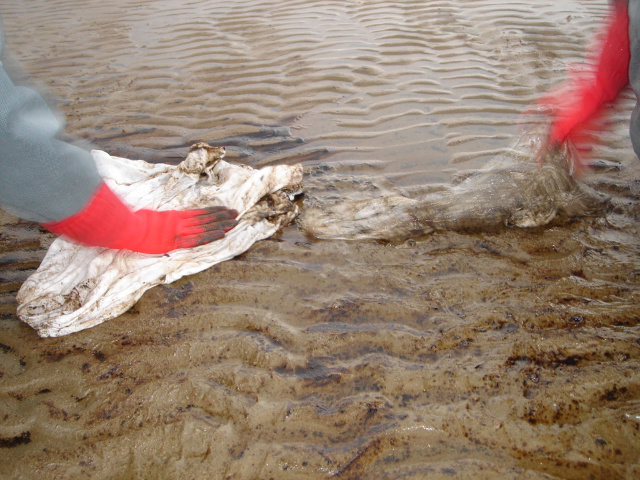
[301,117,610,241]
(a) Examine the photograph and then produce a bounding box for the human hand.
[530,81,599,177]
[44,182,239,254]
[529,1,630,175]
[128,205,239,254]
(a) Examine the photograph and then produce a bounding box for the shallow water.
[1,0,640,479]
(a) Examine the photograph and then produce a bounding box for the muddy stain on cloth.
[1,0,640,479]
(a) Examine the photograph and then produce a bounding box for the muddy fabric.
[16,144,303,337]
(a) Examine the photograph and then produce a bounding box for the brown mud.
[1,0,639,479]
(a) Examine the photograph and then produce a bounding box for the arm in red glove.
[43,182,238,255]
[536,1,631,173]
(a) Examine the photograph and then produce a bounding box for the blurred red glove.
[536,1,630,173]
[43,182,238,254]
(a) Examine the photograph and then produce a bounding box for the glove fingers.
[179,207,238,229]
[198,219,238,234]
[194,230,226,244]
[175,230,226,250]
[180,218,238,237]
[195,206,239,221]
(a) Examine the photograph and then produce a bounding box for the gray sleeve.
[628,0,640,159]
[0,29,103,223]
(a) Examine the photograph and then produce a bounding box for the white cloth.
[16,144,303,337]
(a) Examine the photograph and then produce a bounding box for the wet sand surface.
[1,0,640,478]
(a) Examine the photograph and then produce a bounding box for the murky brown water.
[1,0,640,478]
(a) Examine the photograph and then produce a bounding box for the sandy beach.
[1,0,639,478]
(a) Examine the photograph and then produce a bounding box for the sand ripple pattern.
[2,1,640,479]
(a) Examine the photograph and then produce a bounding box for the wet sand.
[1,0,640,478]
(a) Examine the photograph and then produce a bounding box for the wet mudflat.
[1,0,639,479]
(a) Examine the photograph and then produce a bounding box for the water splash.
[301,118,609,241]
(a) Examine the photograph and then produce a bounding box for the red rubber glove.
[43,182,238,254]
[536,1,630,173]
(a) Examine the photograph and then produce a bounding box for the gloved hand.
[43,182,238,254]
[535,1,630,174]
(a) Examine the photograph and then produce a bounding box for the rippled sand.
[1,0,640,478]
